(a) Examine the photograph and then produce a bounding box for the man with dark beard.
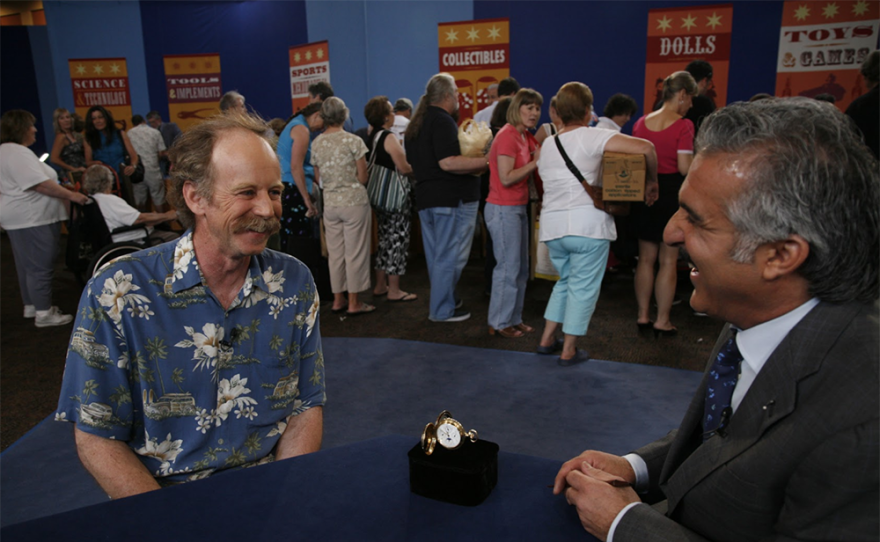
[56,111,325,498]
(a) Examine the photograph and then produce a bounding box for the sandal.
[515,322,535,334]
[388,292,418,302]
[346,304,377,316]
[489,326,524,338]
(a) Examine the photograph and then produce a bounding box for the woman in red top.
[485,88,543,338]
[632,71,698,337]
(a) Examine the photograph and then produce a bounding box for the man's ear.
[760,234,810,281]
[181,181,204,217]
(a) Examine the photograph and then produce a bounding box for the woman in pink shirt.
[632,71,698,337]
[485,88,543,338]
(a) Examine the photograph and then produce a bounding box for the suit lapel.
[663,302,859,515]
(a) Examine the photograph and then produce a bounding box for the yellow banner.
[438,18,510,124]
[164,54,222,132]
[68,58,132,130]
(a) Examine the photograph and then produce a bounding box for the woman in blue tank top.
[84,106,139,204]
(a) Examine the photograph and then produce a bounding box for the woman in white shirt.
[535,83,658,366]
[0,110,90,327]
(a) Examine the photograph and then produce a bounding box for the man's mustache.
[234,216,281,235]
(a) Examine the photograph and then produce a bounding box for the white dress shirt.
[608,298,821,541]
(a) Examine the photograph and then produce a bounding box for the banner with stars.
[290,40,330,114]
[163,53,222,132]
[643,5,733,114]
[775,1,879,111]
[68,58,132,130]
[438,18,510,124]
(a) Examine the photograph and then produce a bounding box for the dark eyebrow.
[679,201,703,223]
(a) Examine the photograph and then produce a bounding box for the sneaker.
[35,309,74,328]
[429,309,471,323]
[23,305,36,318]
[455,298,464,309]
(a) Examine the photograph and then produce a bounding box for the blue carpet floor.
[1,338,702,527]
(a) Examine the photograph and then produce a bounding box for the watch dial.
[437,423,461,448]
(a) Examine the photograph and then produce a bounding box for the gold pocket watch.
[421,410,479,455]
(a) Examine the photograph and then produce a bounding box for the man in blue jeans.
[405,74,487,322]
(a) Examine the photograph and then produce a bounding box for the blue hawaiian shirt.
[56,231,325,482]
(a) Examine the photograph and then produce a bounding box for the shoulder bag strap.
[368,129,383,169]
[553,133,604,210]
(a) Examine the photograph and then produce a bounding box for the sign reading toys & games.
[775,0,879,111]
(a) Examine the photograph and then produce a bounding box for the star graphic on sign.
[706,12,723,29]
[793,5,811,21]
[93,64,104,74]
[822,2,839,18]
[852,0,869,15]
[487,25,501,40]
[317,48,324,59]
[205,61,212,68]
[305,50,312,61]
[656,15,672,33]
[173,62,180,70]
[190,62,196,69]
[109,63,121,74]
[681,14,697,30]
[445,28,459,43]
[294,52,301,63]
[75,64,86,75]
[467,27,480,42]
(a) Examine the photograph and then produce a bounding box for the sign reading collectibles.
[164,53,222,132]
[775,0,879,111]
[643,4,733,114]
[69,58,132,129]
[438,18,510,124]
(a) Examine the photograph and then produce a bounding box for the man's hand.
[553,449,635,494]
[563,465,641,540]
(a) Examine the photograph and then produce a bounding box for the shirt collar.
[735,298,820,376]
[168,230,271,302]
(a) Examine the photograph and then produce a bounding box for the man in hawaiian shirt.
[56,111,325,498]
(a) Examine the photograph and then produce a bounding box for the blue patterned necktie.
[703,330,743,440]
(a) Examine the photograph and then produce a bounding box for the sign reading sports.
[68,58,132,130]
[290,40,330,114]
[163,53,222,132]
[438,18,510,124]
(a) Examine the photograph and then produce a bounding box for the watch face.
[437,422,461,449]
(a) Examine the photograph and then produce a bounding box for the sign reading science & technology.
[69,58,132,128]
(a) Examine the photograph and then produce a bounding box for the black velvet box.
[407,439,499,506]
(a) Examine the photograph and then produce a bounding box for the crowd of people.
[0,47,878,541]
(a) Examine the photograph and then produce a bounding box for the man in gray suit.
[554,98,879,541]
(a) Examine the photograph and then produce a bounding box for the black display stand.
[407,439,499,506]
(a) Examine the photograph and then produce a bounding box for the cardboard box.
[601,152,645,202]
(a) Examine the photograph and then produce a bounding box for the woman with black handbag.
[363,96,417,303]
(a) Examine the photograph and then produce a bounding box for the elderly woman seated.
[82,164,178,243]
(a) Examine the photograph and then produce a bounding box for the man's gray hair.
[405,73,456,141]
[82,164,114,195]
[697,97,879,303]
[320,96,349,127]
[219,91,245,112]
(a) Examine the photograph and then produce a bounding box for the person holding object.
[405,73,488,323]
[535,82,658,366]
[56,111,325,498]
[1,109,91,327]
[553,98,879,541]
[485,88,543,338]
[632,71,698,337]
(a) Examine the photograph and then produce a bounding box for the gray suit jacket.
[616,301,879,542]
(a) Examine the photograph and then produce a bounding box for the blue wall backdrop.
[139,1,308,122]
[9,0,871,143]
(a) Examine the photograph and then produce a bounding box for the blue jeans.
[543,236,609,336]
[485,203,528,329]
[419,201,478,320]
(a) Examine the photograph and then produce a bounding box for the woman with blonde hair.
[49,107,86,183]
[535,82,658,365]
[631,71,698,337]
